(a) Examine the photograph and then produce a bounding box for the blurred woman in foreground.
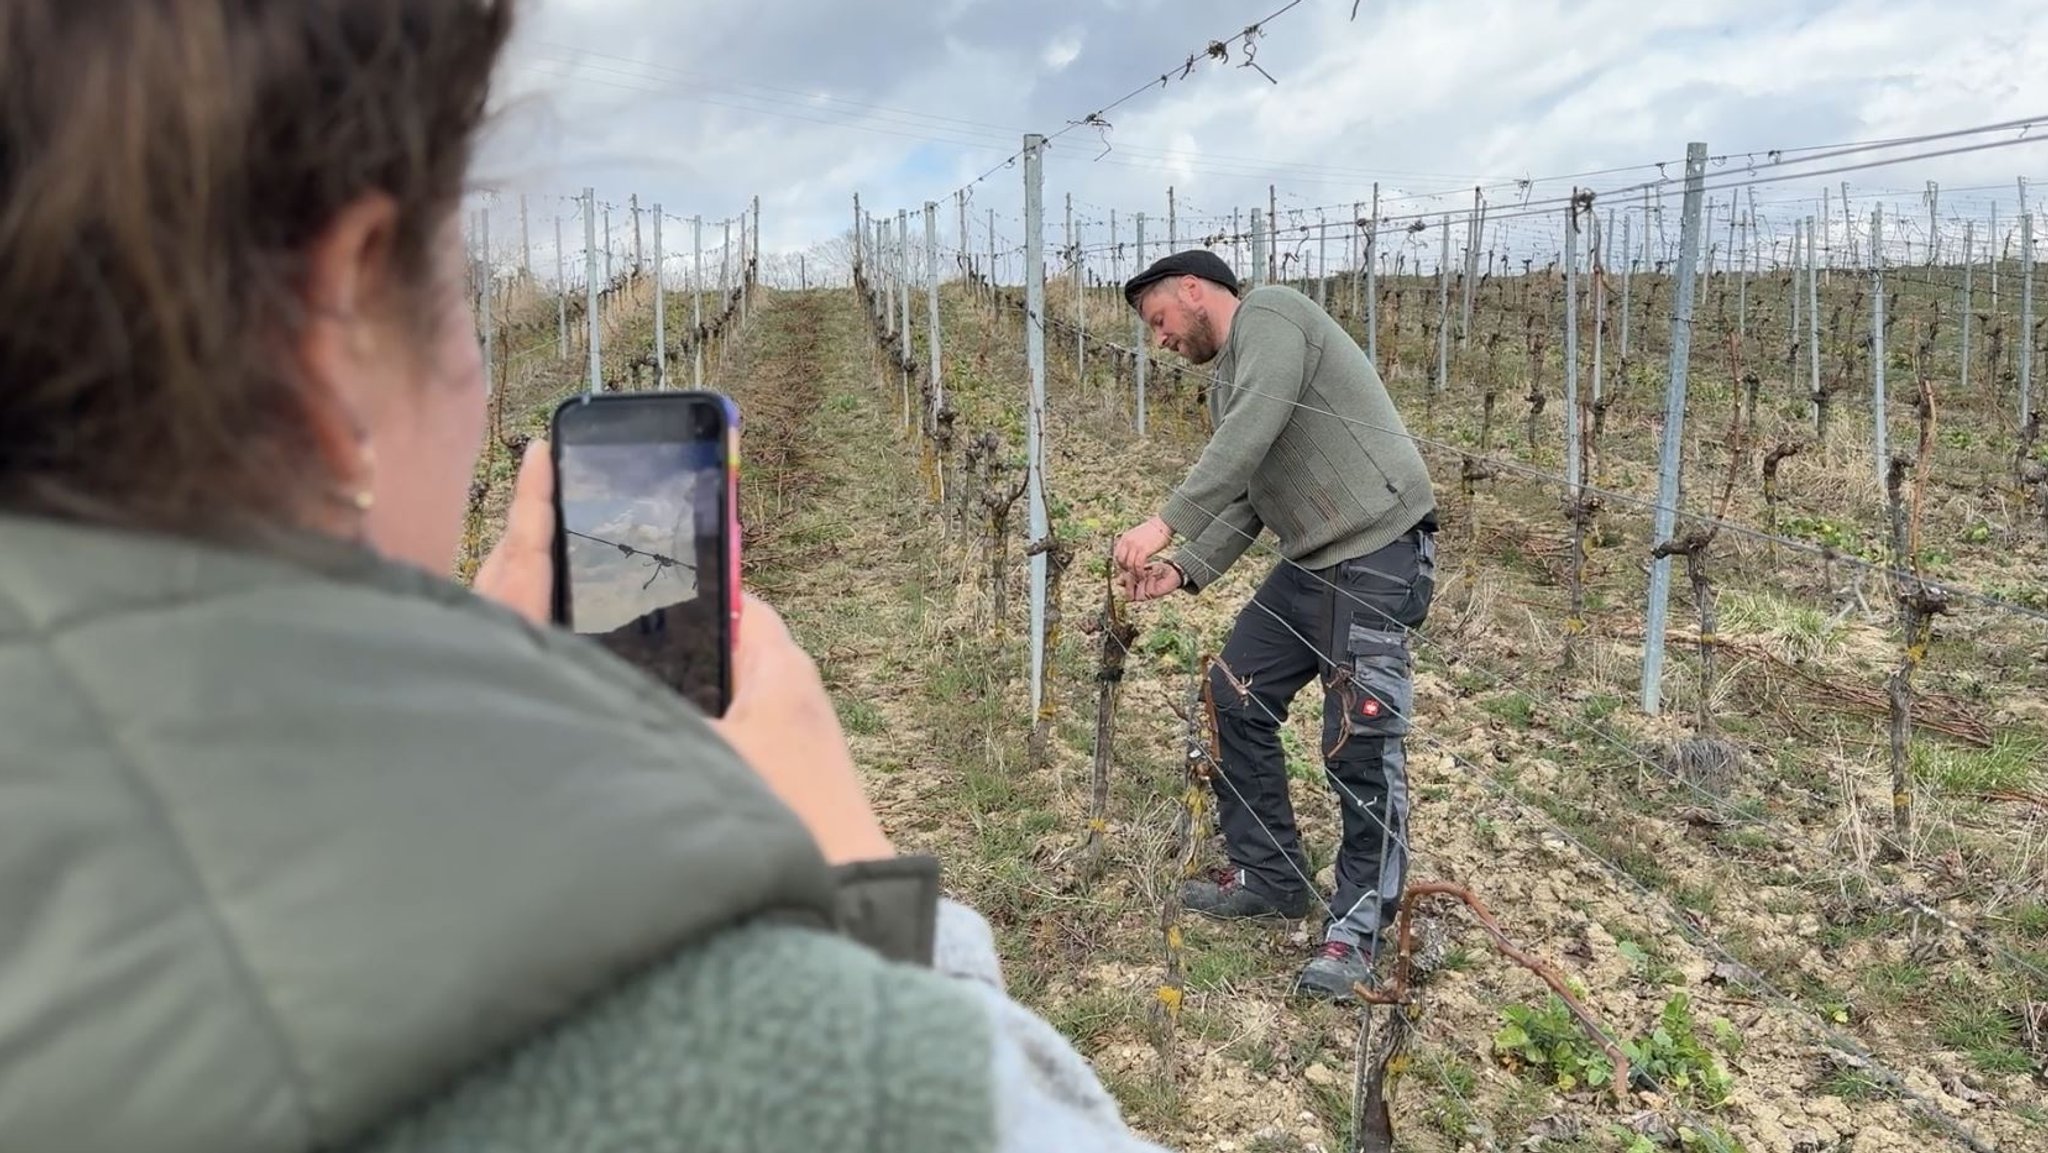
[0,3,1171,1150]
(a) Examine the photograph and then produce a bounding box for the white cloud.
[1043,30,1083,71]
[470,0,2048,284]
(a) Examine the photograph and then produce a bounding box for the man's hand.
[1118,561,1185,603]
[1113,514,1173,575]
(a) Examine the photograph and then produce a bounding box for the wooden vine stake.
[1081,568,1138,878]
[956,432,991,539]
[1350,880,1632,1153]
[1456,454,1495,611]
[1761,441,1804,565]
[1025,531,1075,778]
[2015,412,2046,525]
[1770,310,1803,497]
[1884,329,1947,849]
[1152,656,1227,1082]
[980,449,1029,625]
[1522,307,1551,456]
[1562,491,1597,676]
[1480,311,1506,453]
[1562,307,1602,677]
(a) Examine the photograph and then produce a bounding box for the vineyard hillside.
[462,249,2048,1153]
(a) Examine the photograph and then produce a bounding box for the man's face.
[1140,277,1222,364]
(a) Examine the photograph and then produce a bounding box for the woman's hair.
[0,0,513,532]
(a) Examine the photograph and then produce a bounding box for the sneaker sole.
[1291,977,1364,1003]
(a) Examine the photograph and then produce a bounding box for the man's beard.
[1178,308,1221,364]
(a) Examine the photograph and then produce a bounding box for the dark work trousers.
[1204,517,1436,954]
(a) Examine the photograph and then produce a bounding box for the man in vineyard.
[1112,249,1438,1002]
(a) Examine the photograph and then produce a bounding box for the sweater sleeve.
[931,901,1178,1153]
[1158,303,1308,543]
[1169,494,1263,592]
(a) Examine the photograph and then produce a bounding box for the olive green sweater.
[1163,285,1435,589]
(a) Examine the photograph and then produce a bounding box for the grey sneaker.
[1293,940,1374,1002]
[1180,867,1311,923]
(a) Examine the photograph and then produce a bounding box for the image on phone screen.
[555,430,728,715]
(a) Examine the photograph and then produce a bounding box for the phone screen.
[549,393,735,716]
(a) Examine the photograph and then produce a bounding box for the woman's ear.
[293,191,403,502]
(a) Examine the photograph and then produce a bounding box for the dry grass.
[468,265,2048,1153]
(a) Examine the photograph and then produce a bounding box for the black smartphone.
[548,391,741,716]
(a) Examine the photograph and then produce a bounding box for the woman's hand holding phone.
[478,438,893,866]
[474,439,556,627]
[709,594,895,866]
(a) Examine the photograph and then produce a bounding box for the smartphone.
[548,391,742,716]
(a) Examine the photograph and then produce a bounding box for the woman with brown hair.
[0,3,1171,1151]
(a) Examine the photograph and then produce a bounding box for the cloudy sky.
[470,0,2048,284]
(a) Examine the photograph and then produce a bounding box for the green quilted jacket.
[0,512,1171,1153]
